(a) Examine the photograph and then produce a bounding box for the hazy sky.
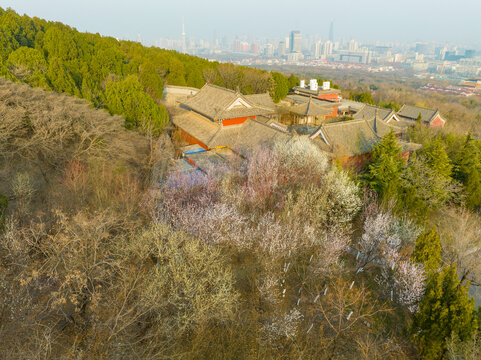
[2,0,481,47]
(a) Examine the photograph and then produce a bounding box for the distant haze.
[3,0,481,47]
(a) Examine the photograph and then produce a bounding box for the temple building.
[309,114,420,169]
[173,83,288,150]
[288,97,338,126]
[396,105,446,128]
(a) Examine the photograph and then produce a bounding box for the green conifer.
[412,228,442,273]
[413,264,478,359]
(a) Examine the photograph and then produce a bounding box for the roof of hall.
[180,83,272,120]
[310,117,404,157]
[397,105,439,122]
[289,98,334,116]
[352,104,395,122]
[173,109,291,150]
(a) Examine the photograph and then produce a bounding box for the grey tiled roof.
[397,105,438,123]
[244,93,276,112]
[353,104,395,122]
[310,117,404,157]
[173,110,291,150]
[180,83,272,121]
[289,98,334,117]
[173,110,222,146]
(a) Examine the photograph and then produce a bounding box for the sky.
[2,0,481,47]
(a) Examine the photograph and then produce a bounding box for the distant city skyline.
[2,0,481,48]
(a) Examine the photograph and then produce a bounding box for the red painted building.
[309,116,421,171]
[173,84,278,150]
[397,105,446,128]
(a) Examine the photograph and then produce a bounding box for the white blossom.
[262,308,304,341]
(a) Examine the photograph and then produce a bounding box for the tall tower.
[329,21,334,42]
[290,30,302,53]
[182,17,186,53]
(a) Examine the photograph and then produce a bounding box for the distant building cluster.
[153,20,480,78]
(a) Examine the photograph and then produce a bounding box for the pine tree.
[271,72,289,103]
[417,112,423,124]
[452,136,481,209]
[413,264,478,359]
[105,74,168,135]
[465,168,481,209]
[423,137,452,178]
[365,132,405,201]
[412,228,442,273]
[287,73,300,89]
[452,135,480,183]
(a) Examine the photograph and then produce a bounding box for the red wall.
[179,129,209,150]
[222,116,255,126]
[318,93,340,102]
[326,106,338,118]
[430,116,444,128]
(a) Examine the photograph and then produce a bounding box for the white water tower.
[309,79,318,91]
[322,81,331,90]
[300,79,305,88]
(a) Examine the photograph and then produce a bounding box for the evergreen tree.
[413,264,478,359]
[452,136,481,209]
[46,57,80,96]
[452,135,480,183]
[365,132,405,201]
[6,46,48,86]
[271,72,289,103]
[351,92,375,104]
[412,228,442,273]
[423,137,452,178]
[401,154,454,213]
[138,61,164,99]
[417,113,423,124]
[287,73,300,89]
[465,168,481,209]
[105,74,168,135]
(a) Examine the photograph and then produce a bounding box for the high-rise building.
[278,41,287,57]
[181,17,186,53]
[290,30,302,53]
[415,43,428,55]
[264,43,274,57]
[348,39,358,52]
[435,46,447,60]
[329,21,334,42]
[234,39,242,52]
[465,49,476,58]
[314,41,322,59]
[323,41,333,56]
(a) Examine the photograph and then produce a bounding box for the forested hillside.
[0,7,290,134]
